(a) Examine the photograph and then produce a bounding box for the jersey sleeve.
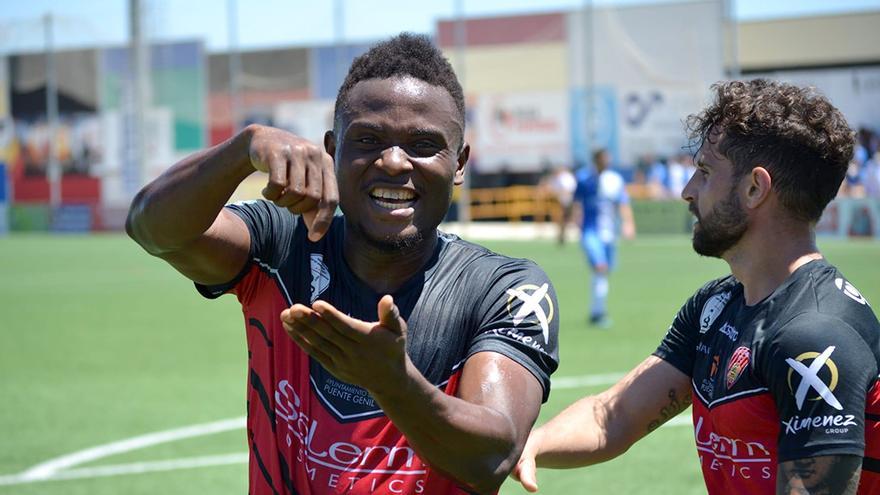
[467,260,560,402]
[652,281,721,377]
[617,177,630,205]
[195,199,299,299]
[755,312,877,462]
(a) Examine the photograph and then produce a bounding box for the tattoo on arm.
[646,388,693,433]
[777,455,861,495]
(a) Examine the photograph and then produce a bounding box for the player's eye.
[410,140,440,155]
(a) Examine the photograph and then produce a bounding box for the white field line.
[552,372,625,389]
[8,416,245,484]
[0,372,693,486]
[0,453,249,486]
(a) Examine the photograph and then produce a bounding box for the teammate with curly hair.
[127,33,559,495]
[512,79,880,495]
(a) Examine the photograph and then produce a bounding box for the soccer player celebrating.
[127,34,559,495]
[569,148,636,327]
[512,79,880,494]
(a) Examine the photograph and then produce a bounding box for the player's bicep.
[159,208,251,285]
[777,455,861,495]
[457,352,544,444]
[600,355,692,442]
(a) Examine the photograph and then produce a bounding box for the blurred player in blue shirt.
[570,149,636,327]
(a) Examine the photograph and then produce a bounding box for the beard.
[690,188,748,258]
[347,218,428,253]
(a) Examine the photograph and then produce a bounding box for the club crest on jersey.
[700,291,731,334]
[506,283,554,343]
[835,277,868,306]
[786,346,843,411]
[310,253,330,303]
[726,346,750,389]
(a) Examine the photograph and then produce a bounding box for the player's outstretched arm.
[281,296,543,495]
[777,455,861,495]
[512,355,691,492]
[620,202,636,240]
[126,124,338,285]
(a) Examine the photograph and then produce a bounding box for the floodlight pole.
[454,0,470,223]
[44,13,60,209]
[228,0,242,132]
[129,0,148,195]
[334,0,345,86]
[722,0,740,78]
[583,0,594,160]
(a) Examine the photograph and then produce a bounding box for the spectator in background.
[666,153,695,199]
[863,151,880,199]
[568,148,636,327]
[855,128,875,166]
[539,162,577,244]
[845,159,866,198]
[644,154,668,199]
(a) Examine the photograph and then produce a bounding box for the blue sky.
[0,0,878,53]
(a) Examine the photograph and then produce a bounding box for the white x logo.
[506,283,550,343]
[785,345,843,411]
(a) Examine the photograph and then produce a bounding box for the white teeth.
[371,188,415,201]
[374,199,411,210]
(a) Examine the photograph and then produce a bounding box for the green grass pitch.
[1,233,878,494]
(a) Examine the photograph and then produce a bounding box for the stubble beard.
[348,219,429,253]
[691,189,748,258]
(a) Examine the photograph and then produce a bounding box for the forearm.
[126,126,256,254]
[620,203,635,230]
[531,393,630,469]
[532,357,691,469]
[372,358,521,494]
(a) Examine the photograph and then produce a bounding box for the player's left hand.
[280,295,408,393]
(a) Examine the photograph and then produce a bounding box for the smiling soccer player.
[127,33,559,495]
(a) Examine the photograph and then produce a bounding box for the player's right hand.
[247,124,339,242]
[510,430,542,492]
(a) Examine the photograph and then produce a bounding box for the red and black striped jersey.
[198,200,560,495]
[655,258,880,494]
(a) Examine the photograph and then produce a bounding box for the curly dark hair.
[334,33,465,142]
[686,79,855,222]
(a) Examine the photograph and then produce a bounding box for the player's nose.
[375,146,414,176]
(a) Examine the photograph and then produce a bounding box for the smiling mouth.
[369,187,418,211]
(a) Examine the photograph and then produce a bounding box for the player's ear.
[745,166,772,209]
[454,142,470,186]
[324,130,336,160]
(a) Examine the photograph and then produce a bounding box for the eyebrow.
[694,154,712,169]
[346,122,449,139]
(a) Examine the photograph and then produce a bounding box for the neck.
[342,225,439,295]
[723,221,821,305]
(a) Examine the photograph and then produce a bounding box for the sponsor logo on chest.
[694,414,773,481]
[310,253,330,303]
[700,291,731,334]
[718,322,738,341]
[274,379,430,492]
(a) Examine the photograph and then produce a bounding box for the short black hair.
[687,79,855,222]
[334,33,465,138]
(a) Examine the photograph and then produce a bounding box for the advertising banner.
[474,91,571,173]
[617,86,706,164]
[273,100,335,145]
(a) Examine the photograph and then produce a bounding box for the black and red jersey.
[197,200,560,495]
[655,258,880,494]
